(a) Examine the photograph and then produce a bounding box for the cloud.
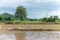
[49,10,60,18]
[0,0,60,18]
[0,0,24,7]
[0,0,24,14]
[27,11,48,19]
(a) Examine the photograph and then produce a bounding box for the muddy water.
[0,30,26,40]
[1,31,60,40]
[26,31,60,40]
[0,33,16,40]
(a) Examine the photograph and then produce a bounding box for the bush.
[41,18,48,22]
[14,21,20,24]
[5,21,20,24]
[5,21,13,24]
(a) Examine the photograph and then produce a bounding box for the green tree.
[41,17,48,22]
[15,6,27,21]
[47,16,54,22]
[0,16,2,21]
[4,17,12,21]
[54,16,59,22]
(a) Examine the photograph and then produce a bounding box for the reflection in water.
[0,33,16,40]
[1,31,60,40]
[26,31,60,40]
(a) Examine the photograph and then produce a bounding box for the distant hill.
[0,13,15,18]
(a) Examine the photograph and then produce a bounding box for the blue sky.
[0,0,60,19]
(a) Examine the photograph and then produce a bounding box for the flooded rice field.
[0,30,60,40]
[0,33,16,40]
[0,30,16,40]
[1,23,60,40]
[26,31,60,40]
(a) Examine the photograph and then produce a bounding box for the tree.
[54,16,59,22]
[41,17,48,22]
[47,16,54,22]
[4,17,12,21]
[15,6,27,21]
[0,16,2,21]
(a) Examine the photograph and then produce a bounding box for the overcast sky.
[0,0,60,19]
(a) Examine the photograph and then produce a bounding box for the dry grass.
[0,23,60,31]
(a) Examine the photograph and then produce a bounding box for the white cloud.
[27,11,48,19]
[0,0,60,18]
[50,0,60,3]
[0,0,59,8]
[50,10,60,18]
[0,0,24,7]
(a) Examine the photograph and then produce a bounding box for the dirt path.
[0,23,60,31]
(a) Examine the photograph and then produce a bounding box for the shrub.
[5,21,13,24]
[5,21,20,24]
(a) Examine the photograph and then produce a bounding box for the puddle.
[1,31,60,40]
[26,31,60,40]
[0,33,16,40]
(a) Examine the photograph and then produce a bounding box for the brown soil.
[0,23,60,31]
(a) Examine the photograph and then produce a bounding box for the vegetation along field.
[0,6,59,24]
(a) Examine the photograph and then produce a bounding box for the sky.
[0,0,60,19]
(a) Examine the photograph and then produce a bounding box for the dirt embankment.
[0,23,60,31]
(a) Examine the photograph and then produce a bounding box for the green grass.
[55,20,60,23]
[4,20,60,24]
[20,21,42,24]
[4,21,44,24]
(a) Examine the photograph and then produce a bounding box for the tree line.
[0,6,59,23]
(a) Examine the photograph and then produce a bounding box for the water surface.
[26,31,60,40]
[0,33,16,40]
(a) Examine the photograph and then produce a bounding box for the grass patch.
[20,21,43,24]
[4,20,60,24]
